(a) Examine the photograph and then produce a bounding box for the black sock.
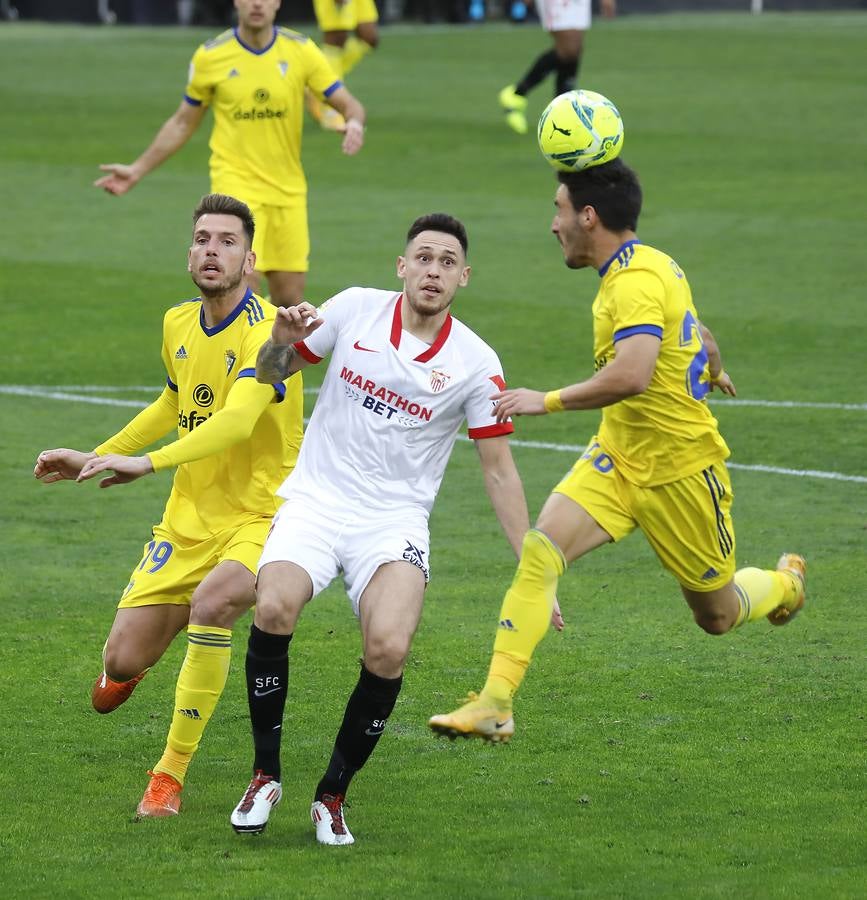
[246,623,291,781]
[315,665,403,800]
[554,54,580,96]
[515,48,559,96]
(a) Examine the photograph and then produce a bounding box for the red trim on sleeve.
[468,422,514,440]
[293,341,322,364]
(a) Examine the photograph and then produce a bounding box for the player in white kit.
[498,0,617,135]
[230,213,557,845]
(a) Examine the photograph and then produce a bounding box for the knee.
[693,609,735,636]
[364,636,409,678]
[102,641,144,682]
[190,591,249,628]
[255,589,301,634]
[357,24,379,48]
[270,286,303,308]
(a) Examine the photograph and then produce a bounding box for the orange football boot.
[136,771,182,818]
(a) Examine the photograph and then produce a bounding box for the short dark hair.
[406,213,468,256]
[558,159,642,232]
[192,193,255,247]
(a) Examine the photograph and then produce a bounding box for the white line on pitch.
[5,385,865,411]
[6,385,861,485]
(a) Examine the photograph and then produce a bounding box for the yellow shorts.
[553,436,736,591]
[117,517,271,609]
[247,199,309,274]
[314,0,379,32]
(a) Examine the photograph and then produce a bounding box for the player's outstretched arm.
[491,333,661,422]
[326,86,366,155]
[94,101,205,195]
[76,454,154,488]
[34,448,96,483]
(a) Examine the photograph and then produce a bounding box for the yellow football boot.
[429,691,514,743]
[767,553,807,625]
[498,85,528,135]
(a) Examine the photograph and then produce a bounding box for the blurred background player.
[34,194,303,817]
[308,0,379,132]
[498,0,616,135]
[94,0,366,307]
[228,214,562,845]
[429,161,806,743]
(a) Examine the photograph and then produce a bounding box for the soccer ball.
[537,90,624,172]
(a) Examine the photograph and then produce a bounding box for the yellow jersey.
[592,240,730,487]
[154,289,303,540]
[184,27,341,205]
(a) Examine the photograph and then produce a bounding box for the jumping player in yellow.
[309,0,379,132]
[429,160,806,743]
[34,194,303,816]
[95,0,366,308]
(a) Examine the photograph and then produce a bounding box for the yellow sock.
[154,624,231,785]
[484,529,566,701]
[153,746,192,786]
[323,43,344,79]
[732,567,795,627]
[342,36,372,76]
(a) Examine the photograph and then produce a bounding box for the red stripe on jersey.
[415,314,452,363]
[294,341,322,364]
[468,422,514,439]
[389,294,403,349]
[389,293,453,362]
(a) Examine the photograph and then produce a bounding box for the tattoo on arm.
[256,340,296,382]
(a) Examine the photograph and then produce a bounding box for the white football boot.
[311,793,354,845]
[231,771,282,834]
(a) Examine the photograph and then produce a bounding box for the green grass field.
[2,12,866,898]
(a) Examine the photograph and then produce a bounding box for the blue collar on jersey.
[598,239,641,278]
[199,287,255,336]
[233,26,277,55]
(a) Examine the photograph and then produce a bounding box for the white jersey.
[278,287,514,517]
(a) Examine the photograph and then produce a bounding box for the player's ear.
[396,255,406,279]
[187,248,193,272]
[244,250,256,275]
[458,265,471,287]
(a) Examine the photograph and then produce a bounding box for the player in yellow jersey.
[308,0,379,132]
[94,0,366,308]
[429,159,806,743]
[34,194,304,816]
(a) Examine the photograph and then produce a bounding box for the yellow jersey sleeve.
[147,375,274,471]
[608,269,666,340]
[301,36,343,99]
[94,387,178,456]
[184,41,217,106]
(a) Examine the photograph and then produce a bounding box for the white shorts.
[538,0,591,32]
[257,497,431,616]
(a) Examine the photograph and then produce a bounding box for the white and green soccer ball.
[537,89,624,172]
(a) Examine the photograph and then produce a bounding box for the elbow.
[618,370,652,398]
[230,420,257,444]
